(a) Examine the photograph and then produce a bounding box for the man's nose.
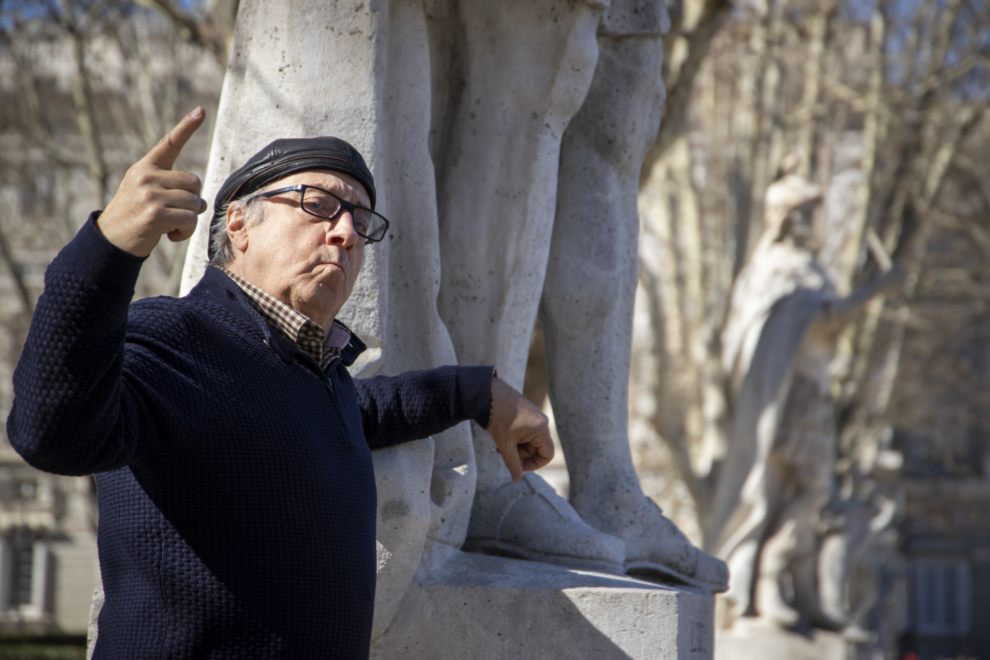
[326,211,359,247]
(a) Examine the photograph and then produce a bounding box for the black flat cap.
[209,136,376,260]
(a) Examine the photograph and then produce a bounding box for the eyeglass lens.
[301,187,387,241]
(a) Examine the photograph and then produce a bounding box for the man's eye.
[304,197,335,216]
[353,211,371,233]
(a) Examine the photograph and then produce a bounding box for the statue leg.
[755,477,842,629]
[787,471,848,631]
[539,34,728,591]
[717,461,788,623]
[432,0,627,572]
[754,522,803,626]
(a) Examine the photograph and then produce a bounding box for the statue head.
[763,172,822,251]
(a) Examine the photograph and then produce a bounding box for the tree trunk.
[794,1,836,180]
[642,0,733,177]
[872,105,981,417]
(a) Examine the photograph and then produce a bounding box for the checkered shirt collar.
[220,267,347,370]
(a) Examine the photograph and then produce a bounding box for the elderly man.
[7,109,553,659]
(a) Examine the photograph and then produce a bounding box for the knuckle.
[172,171,199,193]
[148,207,167,224]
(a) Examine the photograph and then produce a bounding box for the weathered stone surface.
[86,587,103,660]
[371,438,434,642]
[599,0,671,35]
[372,548,715,660]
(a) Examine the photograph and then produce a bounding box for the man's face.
[226,169,368,329]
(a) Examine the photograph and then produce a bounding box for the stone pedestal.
[371,549,714,660]
[715,629,848,660]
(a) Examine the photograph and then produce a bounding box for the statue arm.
[819,265,906,327]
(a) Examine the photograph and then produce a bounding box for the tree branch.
[640,0,733,185]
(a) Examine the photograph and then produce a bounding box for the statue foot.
[464,474,626,574]
[761,604,803,629]
[840,623,876,643]
[803,608,857,634]
[590,497,729,593]
[754,571,802,628]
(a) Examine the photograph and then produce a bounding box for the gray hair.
[208,190,268,268]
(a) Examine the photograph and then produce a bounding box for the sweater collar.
[185,267,367,368]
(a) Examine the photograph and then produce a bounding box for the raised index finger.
[144,107,206,170]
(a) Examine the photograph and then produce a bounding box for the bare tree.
[632,0,990,533]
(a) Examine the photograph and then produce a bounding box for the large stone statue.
[708,167,903,630]
[449,2,726,592]
[178,0,725,644]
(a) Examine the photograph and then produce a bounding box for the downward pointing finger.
[144,107,206,171]
[503,444,523,483]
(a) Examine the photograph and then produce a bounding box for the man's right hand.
[96,108,208,258]
[487,376,555,482]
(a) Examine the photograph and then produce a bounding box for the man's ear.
[226,205,249,254]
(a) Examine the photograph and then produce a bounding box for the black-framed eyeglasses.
[250,184,390,244]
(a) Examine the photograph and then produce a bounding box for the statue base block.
[715,628,848,660]
[371,550,714,660]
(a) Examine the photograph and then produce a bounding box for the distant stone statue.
[708,167,904,630]
[179,0,725,644]
[818,474,897,632]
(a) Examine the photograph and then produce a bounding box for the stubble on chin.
[296,274,350,324]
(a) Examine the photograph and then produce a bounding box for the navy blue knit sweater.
[7,215,493,659]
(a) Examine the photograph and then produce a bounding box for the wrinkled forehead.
[267,169,372,208]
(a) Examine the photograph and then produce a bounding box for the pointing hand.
[96,108,208,257]
[487,376,555,482]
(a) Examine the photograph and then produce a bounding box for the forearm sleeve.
[355,365,493,450]
[6,214,201,475]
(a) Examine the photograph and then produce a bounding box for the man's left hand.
[487,377,555,482]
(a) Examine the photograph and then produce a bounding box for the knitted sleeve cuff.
[54,212,147,298]
[457,365,496,430]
